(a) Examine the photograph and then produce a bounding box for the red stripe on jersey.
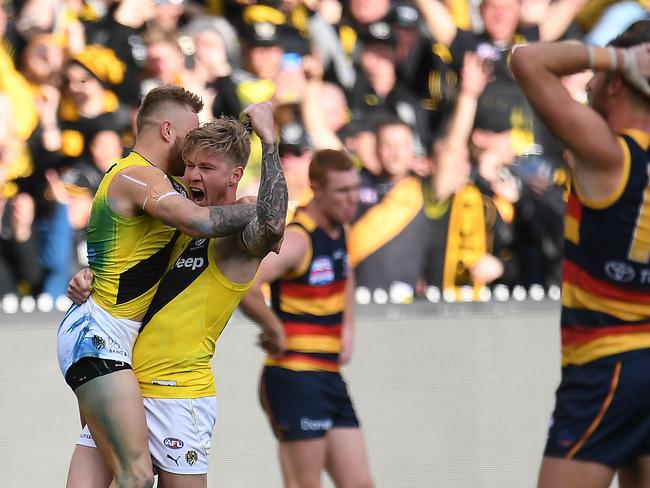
[280,279,346,299]
[281,353,338,368]
[562,322,650,345]
[285,322,342,337]
[566,193,582,221]
[563,260,650,304]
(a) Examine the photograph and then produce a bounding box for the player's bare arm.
[240,228,309,356]
[511,42,650,200]
[240,102,288,257]
[109,164,256,238]
[339,270,356,365]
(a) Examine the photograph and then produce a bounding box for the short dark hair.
[608,20,650,99]
[181,117,251,168]
[136,85,203,133]
[309,149,355,187]
[608,20,650,49]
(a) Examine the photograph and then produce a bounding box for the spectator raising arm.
[433,52,490,201]
[413,0,458,47]
[539,0,589,42]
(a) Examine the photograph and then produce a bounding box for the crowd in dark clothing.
[0,0,646,302]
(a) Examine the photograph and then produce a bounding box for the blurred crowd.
[0,0,647,303]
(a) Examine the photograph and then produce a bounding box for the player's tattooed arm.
[241,142,288,256]
[203,203,257,237]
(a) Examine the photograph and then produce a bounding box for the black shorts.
[259,366,359,441]
[544,348,650,466]
[65,357,132,390]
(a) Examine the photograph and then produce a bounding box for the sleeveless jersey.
[87,151,186,319]
[266,209,349,372]
[561,129,650,366]
[133,235,254,398]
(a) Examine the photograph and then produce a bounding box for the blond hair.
[181,117,251,167]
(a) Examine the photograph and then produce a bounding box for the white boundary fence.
[0,301,584,487]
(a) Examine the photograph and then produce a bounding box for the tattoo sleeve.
[185,203,256,237]
[208,203,257,237]
[241,142,288,256]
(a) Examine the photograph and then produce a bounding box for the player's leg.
[619,456,650,488]
[279,438,327,488]
[260,367,329,488]
[157,472,206,488]
[75,368,153,488]
[325,427,373,488]
[322,371,372,488]
[146,397,217,488]
[66,444,113,488]
[537,457,614,488]
[542,351,650,488]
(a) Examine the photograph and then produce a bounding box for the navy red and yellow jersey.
[266,209,348,372]
[561,129,650,366]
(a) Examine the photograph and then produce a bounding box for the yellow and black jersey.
[134,235,253,398]
[349,175,428,291]
[87,151,186,319]
[561,130,650,366]
[266,210,348,372]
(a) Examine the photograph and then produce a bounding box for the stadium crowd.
[0,0,646,305]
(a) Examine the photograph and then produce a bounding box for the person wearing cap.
[335,0,393,59]
[278,119,314,221]
[347,21,432,152]
[235,21,289,105]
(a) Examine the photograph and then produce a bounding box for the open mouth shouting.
[189,187,206,205]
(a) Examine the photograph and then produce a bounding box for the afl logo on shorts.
[163,437,184,449]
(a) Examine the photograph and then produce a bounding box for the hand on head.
[621,43,650,97]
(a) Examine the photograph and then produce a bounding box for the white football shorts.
[77,396,218,475]
[57,296,140,378]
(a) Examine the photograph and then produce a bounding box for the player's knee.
[360,477,374,488]
[114,461,154,488]
[352,473,374,488]
[114,472,154,488]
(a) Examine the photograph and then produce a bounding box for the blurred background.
[0,0,645,304]
[0,1,645,486]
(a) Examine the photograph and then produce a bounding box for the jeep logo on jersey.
[175,257,205,271]
[604,260,635,283]
[163,437,184,449]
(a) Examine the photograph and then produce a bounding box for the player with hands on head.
[511,21,650,488]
